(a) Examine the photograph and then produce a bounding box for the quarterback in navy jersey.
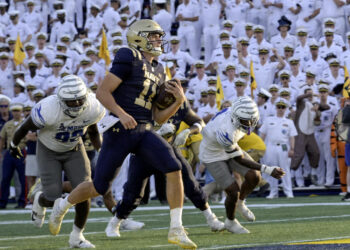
[49,20,197,249]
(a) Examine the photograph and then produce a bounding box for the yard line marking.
[1,202,350,215]
[197,235,350,250]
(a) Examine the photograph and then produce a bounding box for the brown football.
[155,79,180,110]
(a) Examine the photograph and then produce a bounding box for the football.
[155,79,179,110]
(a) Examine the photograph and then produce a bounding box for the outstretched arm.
[12,116,39,146]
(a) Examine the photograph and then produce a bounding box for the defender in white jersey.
[199,96,285,234]
[9,75,105,248]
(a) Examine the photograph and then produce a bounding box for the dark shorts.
[345,143,350,167]
[93,122,182,195]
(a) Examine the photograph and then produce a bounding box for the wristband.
[261,164,274,175]
[10,141,17,148]
[193,122,203,133]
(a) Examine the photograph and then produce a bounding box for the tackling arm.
[12,116,39,146]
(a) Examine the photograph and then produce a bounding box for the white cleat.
[105,216,122,237]
[69,231,95,248]
[224,218,250,234]
[32,191,46,228]
[27,178,42,201]
[120,218,145,230]
[168,226,197,249]
[207,213,225,232]
[49,198,68,235]
[236,200,255,222]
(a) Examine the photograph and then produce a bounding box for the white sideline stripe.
[0,214,349,241]
[1,202,350,215]
[197,235,350,250]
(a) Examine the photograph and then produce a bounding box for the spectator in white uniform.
[188,60,208,101]
[21,0,43,36]
[295,0,322,39]
[319,28,342,60]
[294,28,311,64]
[222,64,236,101]
[85,4,103,41]
[249,25,272,56]
[6,10,32,44]
[304,39,328,77]
[43,59,62,96]
[152,0,172,39]
[0,2,10,27]
[271,16,297,55]
[197,86,219,124]
[260,97,297,199]
[0,52,14,98]
[50,10,78,46]
[321,0,346,38]
[319,18,346,49]
[209,41,238,79]
[324,58,345,94]
[12,79,28,104]
[256,88,272,130]
[103,0,122,33]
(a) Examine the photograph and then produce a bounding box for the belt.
[318,129,324,132]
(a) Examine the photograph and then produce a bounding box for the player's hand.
[157,123,176,136]
[165,79,185,103]
[271,167,285,179]
[173,129,191,147]
[9,141,23,159]
[119,113,137,130]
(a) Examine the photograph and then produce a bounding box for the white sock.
[60,196,73,210]
[170,207,182,229]
[73,224,83,234]
[347,186,350,193]
[311,168,317,175]
[202,207,214,221]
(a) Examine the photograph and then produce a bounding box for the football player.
[105,99,225,237]
[9,75,105,248]
[199,96,285,233]
[48,20,197,249]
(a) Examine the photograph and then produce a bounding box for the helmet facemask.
[60,96,87,118]
[141,30,166,56]
[235,116,258,135]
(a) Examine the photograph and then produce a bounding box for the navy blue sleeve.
[109,48,134,81]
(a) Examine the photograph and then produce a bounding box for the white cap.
[33,89,45,97]
[257,88,272,98]
[0,94,11,103]
[279,87,291,95]
[279,69,291,78]
[56,9,66,15]
[275,97,289,107]
[318,84,330,92]
[9,10,19,16]
[154,0,166,3]
[268,84,280,91]
[10,103,23,111]
[0,2,8,7]
[15,79,26,88]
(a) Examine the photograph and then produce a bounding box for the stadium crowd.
[0,0,350,215]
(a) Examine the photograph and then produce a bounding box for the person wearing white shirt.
[35,32,55,64]
[201,0,224,66]
[249,25,272,56]
[188,60,208,101]
[85,5,103,41]
[294,28,311,63]
[7,11,32,44]
[237,37,257,69]
[288,57,305,92]
[34,51,51,80]
[270,16,297,56]
[319,18,346,49]
[256,88,272,129]
[265,84,280,118]
[197,87,219,124]
[319,29,342,60]
[303,40,329,77]
[43,59,62,95]
[314,84,339,187]
[263,0,284,39]
[12,79,28,104]
[159,36,195,76]
[222,64,236,101]
[260,98,297,199]
[152,1,173,39]
[295,0,322,39]
[103,0,122,33]
[282,0,301,34]
[246,0,268,29]
[0,52,14,98]
[21,0,43,36]
[175,0,200,59]
[341,32,350,68]
[232,78,249,100]
[321,0,346,39]
[253,46,285,91]
[323,59,345,94]
[0,2,10,27]
[225,0,253,38]
[50,10,78,46]
[279,70,298,105]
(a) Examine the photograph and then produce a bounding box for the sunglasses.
[281,77,289,80]
[277,106,286,109]
[0,105,8,108]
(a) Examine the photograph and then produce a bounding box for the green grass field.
[1,195,350,249]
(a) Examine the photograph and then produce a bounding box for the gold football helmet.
[127,19,165,56]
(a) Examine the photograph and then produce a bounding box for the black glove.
[9,141,23,159]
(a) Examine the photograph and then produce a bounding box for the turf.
[0,195,349,249]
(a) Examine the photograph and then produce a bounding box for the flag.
[343,66,350,98]
[216,72,224,110]
[13,34,25,66]
[250,60,257,98]
[165,65,172,80]
[98,29,111,66]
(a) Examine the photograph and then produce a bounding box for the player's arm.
[173,108,205,146]
[153,80,186,124]
[86,124,102,151]
[10,116,39,158]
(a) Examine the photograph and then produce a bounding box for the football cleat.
[105,216,122,237]
[69,231,95,248]
[207,214,225,232]
[236,200,255,222]
[32,191,46,228]
[168,226,197,249]
[342,193,350,201]
[224,218,250,234]
[27,178,42,201]
[120,218,145,230]
[49,198,68,235]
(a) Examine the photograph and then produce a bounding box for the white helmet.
[57,75,88,118]
[230,96,259,134]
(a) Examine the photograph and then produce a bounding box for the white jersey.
[31,93,105,152]
[199,108,245,163]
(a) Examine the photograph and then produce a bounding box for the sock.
[60,196,73,211]
[347,186,350,193]
[202,207,214,221]
[73,224,83,234]
[170,207,182,229]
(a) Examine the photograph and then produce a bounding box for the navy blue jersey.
[167,100,190,131]
[110,47,166,122]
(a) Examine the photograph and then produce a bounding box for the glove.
[9,141,23,159]
[157,123,176,137]
[173,129,191,147]
[261,165,285,179]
